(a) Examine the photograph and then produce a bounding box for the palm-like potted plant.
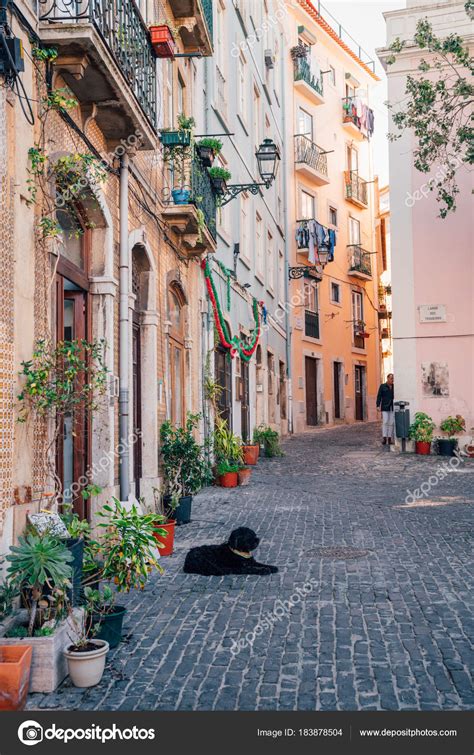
[253,425,283,458]
[208,166,231,195]
[214,418,243,486]
[438,414,465,456]
[196,137,223,167]
[408,412,436,455]
[160,413,211,525]
[91,499,164,647]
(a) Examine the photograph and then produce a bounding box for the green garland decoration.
[216,259,232,310]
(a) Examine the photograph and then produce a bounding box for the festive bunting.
[201,258,261,362]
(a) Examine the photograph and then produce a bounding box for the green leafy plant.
[408,412,436,443]
[81,483,103,502]
[34,625,55,637]
[439,414,466,438]
[5,625,29,638]
[6,533,72,636]
[386,11,474,217]
[216,460,240,476]
[197,137,223,154]
[177,113,196,131]
[32,46,58,62]
[17,338,108,422]
[253,425,283,457]
[208,166,232,181]
[160,413,212,506]
[0,580,17,619]
[98,498,164,592]
[213,417,243,466]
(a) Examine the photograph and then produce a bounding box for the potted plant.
[85,585,126,651]
[254,425,283,458]
[196,137,223,167]
[160,413,211,525]
[438,414,466,456]
[149,23,176,59]
[1,534,82,692]
[217,460,240,488]
[290,43,308,60]
[0,644,32,710]
[208,166,231,195]
[159,113,195,148]
[151,489,175,556]
[238,465,252,486]
[408,412,436,455]
[93,499,164,646]
[242,440,259,466]
[63,587,110,688]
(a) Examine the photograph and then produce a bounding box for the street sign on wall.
[418,304,447,323]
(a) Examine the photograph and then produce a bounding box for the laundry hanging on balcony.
[201,259,261,362]
[296,220,336,264]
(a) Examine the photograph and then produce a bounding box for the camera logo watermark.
[18,720,156,745]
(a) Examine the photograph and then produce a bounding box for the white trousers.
[382,410,395,439]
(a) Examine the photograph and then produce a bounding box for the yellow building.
[284,0,382,432]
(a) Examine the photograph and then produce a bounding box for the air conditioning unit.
[264,49,275,69]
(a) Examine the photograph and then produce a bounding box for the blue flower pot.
[172,188,191,204]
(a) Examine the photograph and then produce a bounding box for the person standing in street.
[376,373,395,445]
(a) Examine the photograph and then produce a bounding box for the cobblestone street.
[29,423,474,712]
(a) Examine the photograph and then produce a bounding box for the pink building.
[378,0,474,448]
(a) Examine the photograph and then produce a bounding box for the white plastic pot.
[64,639,109,688]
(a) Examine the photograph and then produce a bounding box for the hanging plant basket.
[196,145,216,167]
[149,25,175,59]
[290,43,308,60]
[159,130,191,147]
[209,176,227,195]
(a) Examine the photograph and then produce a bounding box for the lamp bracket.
[288,266,323,281]
[219,182,266,207]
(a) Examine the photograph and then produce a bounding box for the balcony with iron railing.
[38,0,157,149]
[344,170,369,208]
[348,245,372,279]
[294,135,329,185]
[293,57,324,105]
[305,310,320,340]
[161,147,217,256]
[168,0,213,55]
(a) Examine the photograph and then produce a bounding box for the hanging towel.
[328,229,337,261]
[308,219,317,264]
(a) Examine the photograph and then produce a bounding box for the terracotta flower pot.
[415,441,431,455]
[149,25,175,58]
[464,443,474,458]
[219,472,238,488]
[242,444,259,466]
[0,645,32,710]
[238,468,252,486]
[153,520,176,556]
[64,639,109,688]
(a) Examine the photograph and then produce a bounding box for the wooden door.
[132,320,142,498]
[305,356,318,426]
[56,281,88,518]
[333,362,341,419]
[215,346,232,427]
[240,358,250,442]
[355,365,365,420]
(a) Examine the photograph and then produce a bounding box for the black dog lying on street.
[183,527,278,576]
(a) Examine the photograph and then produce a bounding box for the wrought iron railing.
[293,57,324,97]
[38,0,157,129]
[347,245,372,277]
[344,170,368,205]
[190,151,217,240]
[305,310,320,339]
[200,0,213,42]
[294,135,328,177]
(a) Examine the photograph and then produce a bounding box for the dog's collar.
[229,546,252,559]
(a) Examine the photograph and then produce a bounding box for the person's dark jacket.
[376,382,394,411]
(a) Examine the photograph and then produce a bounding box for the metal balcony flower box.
[209,177,227,195]
[196,145,215,167]
[149,25,175,59]
[159,130,191,147]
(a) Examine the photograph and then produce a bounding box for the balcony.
[294,135,329,185]
[342,97,367,140]
[168,0,213,56]
[305,310,320,340]
[293,57,324,105]
[348,245,372,279]
[344,171,369,208]
[38,0,157,149]
[161,149,217,256]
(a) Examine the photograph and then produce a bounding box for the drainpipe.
[281,32,293,434]
[119,153,130,501]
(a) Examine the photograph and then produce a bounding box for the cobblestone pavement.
[29,423,474,711]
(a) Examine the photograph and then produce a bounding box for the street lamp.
[219,137,281,206]
[256,138,281,188]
